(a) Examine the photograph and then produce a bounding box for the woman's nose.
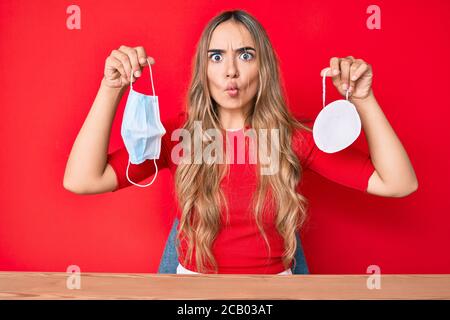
[226,59,239,78]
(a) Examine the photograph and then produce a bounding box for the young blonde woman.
[64,10,418,275]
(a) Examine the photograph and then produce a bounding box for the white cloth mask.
[313,67,361,153]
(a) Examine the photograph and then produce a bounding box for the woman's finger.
[105,56,127,79]
[111,49,132,81]
[320,67,332,77]
[120,46,141,80]
[134,46,149,67]
[351,61,369,83]
[330,57,340,76]
[349,62,362,93]
[340,57,352,91]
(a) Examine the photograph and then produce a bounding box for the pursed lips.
[225,83,239,97]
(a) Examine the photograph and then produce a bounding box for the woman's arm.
[351,91,418,197]
[323,56,418,198]
[63,45,151,194]
[63,80,126,194]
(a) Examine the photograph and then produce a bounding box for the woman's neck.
[218,105,251,130]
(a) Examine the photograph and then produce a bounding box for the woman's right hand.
[102,45,155,89]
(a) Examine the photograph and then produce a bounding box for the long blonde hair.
[175,9,312,273]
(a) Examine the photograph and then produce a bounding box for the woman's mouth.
[225,88,239,97]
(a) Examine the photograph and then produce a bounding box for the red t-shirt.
[107,111,375,274]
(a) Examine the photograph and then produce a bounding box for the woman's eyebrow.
[207,46,256,53]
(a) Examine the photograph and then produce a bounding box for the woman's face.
[207,20,259,114]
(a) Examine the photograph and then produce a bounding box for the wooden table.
[0,272,449,300]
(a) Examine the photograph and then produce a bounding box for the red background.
[0,0,449,274]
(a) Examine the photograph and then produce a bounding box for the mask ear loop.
[129,58,156,95]
[322,67,350,108]
[126,159,158,187]
[126,58,159,188]
[147,57,156,97]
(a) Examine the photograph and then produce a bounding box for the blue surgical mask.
[120,59,166,187]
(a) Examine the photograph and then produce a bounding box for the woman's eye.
[209,52,254,62]
[210,53,222,62]
[240,52,254,61]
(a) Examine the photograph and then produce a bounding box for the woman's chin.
[216,102,245,110]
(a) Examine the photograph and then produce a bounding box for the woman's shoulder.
[290,117,316,167]
[291,114,314,143]
[161,111,188,133]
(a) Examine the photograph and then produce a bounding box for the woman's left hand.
[320,56,373,100]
